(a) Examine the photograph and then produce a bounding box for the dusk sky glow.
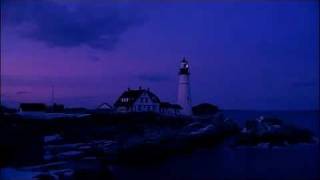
[1,0,319,110]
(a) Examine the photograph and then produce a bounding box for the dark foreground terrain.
[0,111,317,180]
[0,112,238,179]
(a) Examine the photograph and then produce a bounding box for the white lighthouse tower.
[177,58,192,115]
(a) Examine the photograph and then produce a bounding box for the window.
[122,98,129,102]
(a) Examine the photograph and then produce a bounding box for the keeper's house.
[114,87,181,115]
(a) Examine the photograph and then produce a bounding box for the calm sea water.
[112,110,320,180]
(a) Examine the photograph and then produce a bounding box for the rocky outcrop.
[234,116,316,147]
[42,112,239,163]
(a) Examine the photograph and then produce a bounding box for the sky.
[1,0,319,110]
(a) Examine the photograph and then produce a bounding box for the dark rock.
[235,117,315,147]
[33,174,56,180]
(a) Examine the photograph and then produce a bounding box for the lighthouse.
[177,58,192,115]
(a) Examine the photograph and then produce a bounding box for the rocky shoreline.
[0,112,316,180]
[0,112,238,179]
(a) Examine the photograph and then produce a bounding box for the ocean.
[112,110,320,180]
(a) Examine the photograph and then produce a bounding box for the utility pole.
[51,85,55,106]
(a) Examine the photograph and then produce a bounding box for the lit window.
[122,98,129,102]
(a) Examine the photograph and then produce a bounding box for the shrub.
[192,103,219,116]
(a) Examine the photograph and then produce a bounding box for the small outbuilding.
[19,103,47,112]
[160,102,182,116]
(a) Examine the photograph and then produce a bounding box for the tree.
[192,103,219,116]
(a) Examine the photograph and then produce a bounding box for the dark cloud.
[137,73,171,82]
[2,0,145,50]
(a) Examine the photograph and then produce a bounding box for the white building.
[177,58,192,115]
[114,87,181,115]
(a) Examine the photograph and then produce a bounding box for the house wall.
[132,93,160,112]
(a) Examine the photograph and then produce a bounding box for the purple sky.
[1,0,319,110]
